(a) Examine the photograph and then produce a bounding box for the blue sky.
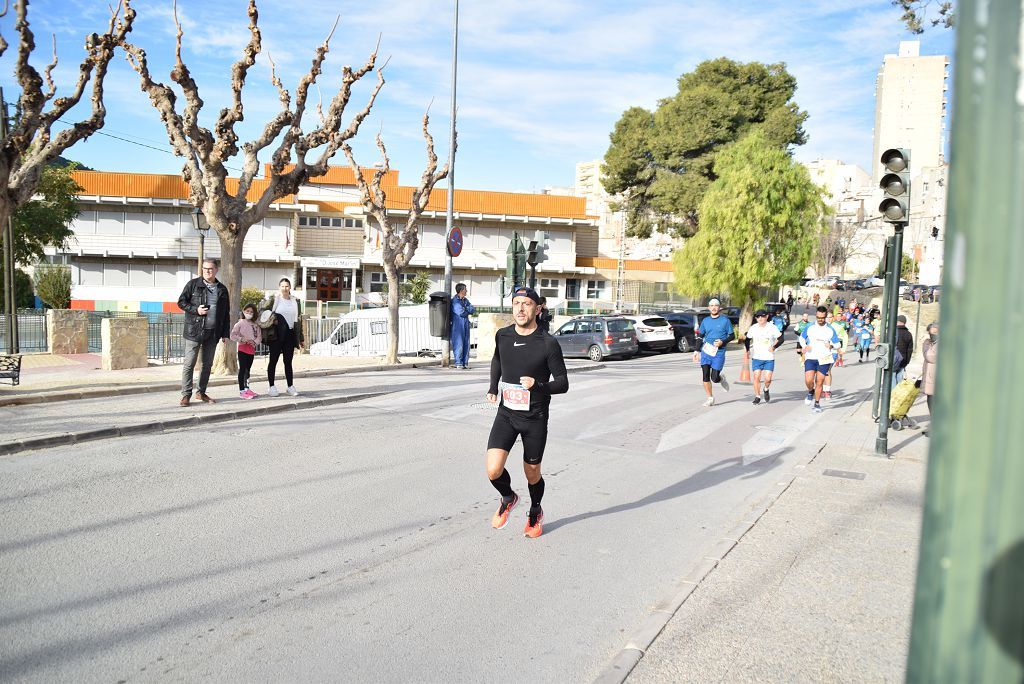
[1,0,955,194]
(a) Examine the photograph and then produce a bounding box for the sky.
[0,0,955,195]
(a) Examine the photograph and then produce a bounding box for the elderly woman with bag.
[921,322,938,416]
[260,277,305,397]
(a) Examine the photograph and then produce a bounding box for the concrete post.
[46,309,89,354]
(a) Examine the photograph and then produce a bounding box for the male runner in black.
[486,286,568,538]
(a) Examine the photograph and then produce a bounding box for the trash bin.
[428,291,451,339]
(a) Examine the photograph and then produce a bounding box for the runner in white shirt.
[799,306,841,414]
[743,309,782,405]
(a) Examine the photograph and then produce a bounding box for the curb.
[0,363,605,457]
[0,359,606,408]
[0,391,388,456]
[592,443,826,684]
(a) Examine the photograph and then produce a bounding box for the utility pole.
[441,0,458,368]
[907,1,1024,679]
[1,87,18,354]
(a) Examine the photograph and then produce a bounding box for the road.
[0,343,876,682]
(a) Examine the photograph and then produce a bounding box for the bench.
[0,354,22,386]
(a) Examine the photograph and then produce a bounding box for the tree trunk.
[384,264,401,365]
[737,298,754,341]
[210,232,242,375]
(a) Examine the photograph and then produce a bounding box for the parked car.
[619,315,676,353]
[552,316,638,361]
[653,310,699,352]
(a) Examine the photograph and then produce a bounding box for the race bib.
[861,331,872,339]
[812,342,834,364]
[754,337,771,351]
[701,342,719,357]
[499,381,531,411]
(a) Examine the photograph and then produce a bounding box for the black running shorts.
[487,405,549,464]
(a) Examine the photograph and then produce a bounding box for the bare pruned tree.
[120,0,384,372]
[815,218,878,277]
[341,115,450,364]
[0,0,135,262]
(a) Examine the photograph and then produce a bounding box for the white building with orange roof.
[51,165,606,313]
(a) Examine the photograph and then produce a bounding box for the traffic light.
[505,231,526,287]
[532,230,549,264]
[526,239,539,266]
[879,148,911,224]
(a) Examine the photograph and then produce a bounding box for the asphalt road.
[0,343,875,682]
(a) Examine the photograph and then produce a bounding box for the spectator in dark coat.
[894,314,914,385]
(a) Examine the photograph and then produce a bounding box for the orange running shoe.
[523,505,544,538]
[491,492,519,529]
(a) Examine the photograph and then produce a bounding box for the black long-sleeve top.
[488,325,568,414]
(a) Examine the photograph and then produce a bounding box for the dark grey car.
[552,316,639,361]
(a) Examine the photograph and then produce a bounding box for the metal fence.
[0,309,49,352]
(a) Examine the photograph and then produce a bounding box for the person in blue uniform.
[692,298,734,406]
[450,283,475,369]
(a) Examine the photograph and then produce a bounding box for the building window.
[344,218,364,228]
[298,216,310,226]
[369,271,414,293]
[331,218,343,227]
[538,278,559,298]
[566,279,579,300]
[586,279,607,299]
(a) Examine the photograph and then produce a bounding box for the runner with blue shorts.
[800,306,840,414]
[744,309,782,405]
[692,298,734,407]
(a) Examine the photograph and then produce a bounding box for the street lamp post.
[441,0,459,368]
[191,207,210,275]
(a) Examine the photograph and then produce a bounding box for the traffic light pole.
[874,224,904,456]
[871,235,895,420]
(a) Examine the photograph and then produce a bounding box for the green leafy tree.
[673,131,827,334]
[33,265,71,309]
[875,252,916,280]
[603,58,809,238]
[0,266,34,308]
[7,164,81,265]
[239,287,266,310]
[382,271,432,304]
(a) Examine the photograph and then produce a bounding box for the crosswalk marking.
[655,400,751,453]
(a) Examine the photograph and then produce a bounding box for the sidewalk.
[601,387,930,683]
[0,352,441,406]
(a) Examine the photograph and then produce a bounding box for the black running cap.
[512,287,541,304]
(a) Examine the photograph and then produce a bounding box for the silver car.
[552,316,639,361]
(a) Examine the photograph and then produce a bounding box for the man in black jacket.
[177,259,232,406]
[894,314,914,385]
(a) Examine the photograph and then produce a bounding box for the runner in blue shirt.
[692,298,734,406]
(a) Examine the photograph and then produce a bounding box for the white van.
[309,304,476,358]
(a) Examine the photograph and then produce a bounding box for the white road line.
[655,399,751,453]
[741,402,824,465]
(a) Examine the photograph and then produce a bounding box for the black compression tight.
[490,469,514,498]
[529,477,545,508]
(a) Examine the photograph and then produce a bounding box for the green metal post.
[872,235,895,419]
[875,225,903,456]
[907,0,1024,679]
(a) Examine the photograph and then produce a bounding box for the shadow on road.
[544,449,788,536]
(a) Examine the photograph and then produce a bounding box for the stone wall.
[47,310,89,354]
[101,317,148,370]
[475,313,515,361]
